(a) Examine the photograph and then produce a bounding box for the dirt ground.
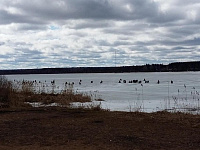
[0,108,200,150]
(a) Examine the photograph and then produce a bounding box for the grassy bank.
[0,108,200,150]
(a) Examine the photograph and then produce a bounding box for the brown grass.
[0,108,199,150]
[0,76,13,107]
[0,76,92,109]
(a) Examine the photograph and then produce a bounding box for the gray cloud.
[0,0,182,24]
[17,24,47,31]
[0,42,5,46]
[71,21,112,29]
[0,0,200,69]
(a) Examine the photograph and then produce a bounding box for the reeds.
[165,84,200,114]
[128,86,144,112]
[0,76,94,109]
[0,75,13,107]
[70,102,104,111]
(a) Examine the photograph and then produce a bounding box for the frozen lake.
[6,72,200,113]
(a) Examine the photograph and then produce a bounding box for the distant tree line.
[1,61,200,75]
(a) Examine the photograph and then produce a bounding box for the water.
[6,72,200,113]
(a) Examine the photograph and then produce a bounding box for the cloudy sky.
[0,0,200,69]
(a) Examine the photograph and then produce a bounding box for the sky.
[0,0,200,69]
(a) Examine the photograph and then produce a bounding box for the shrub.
[0,75,13,104]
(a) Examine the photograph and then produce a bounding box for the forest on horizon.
[1,61,200,75]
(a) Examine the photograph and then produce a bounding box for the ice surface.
[6,72,200,113]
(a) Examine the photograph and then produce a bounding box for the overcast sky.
[0,0,200,69]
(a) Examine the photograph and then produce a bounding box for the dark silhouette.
[157,80,160,84]
[1,61,200,75]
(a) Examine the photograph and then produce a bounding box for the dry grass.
[0,76,13,107]
[0,76,92,109]
[72,102,105,111]
[0,109,199,150]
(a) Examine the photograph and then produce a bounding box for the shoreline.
[1,61,200,75]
